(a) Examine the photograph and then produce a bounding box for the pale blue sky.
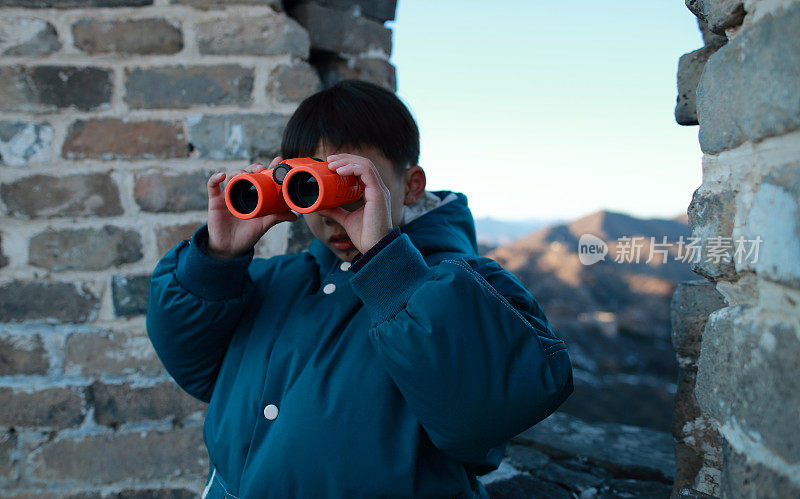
[389,1,704,221]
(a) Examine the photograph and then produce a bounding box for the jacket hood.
[308,190,479,271]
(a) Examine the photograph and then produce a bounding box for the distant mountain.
[487,210,695,431]
[473,217,558,247]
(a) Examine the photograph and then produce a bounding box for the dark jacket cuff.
[350,226,402,273]
[175,224,254,301]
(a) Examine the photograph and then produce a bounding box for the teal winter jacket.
[146,190,573,498]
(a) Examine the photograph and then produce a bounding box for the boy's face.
[303,143,409,262]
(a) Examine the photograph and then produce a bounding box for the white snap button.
[263,404,278,420]
[323,283,336,294]
[340,261,351,271]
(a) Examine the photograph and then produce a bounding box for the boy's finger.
[207,172,226,196]
[245,163,265,173]
[269,156,284,168]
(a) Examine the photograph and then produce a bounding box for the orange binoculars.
[224,157,365,220]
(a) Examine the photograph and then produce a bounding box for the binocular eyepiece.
[224,157,365,219]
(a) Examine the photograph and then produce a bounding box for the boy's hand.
[316,153,394,254]
[206,156,298,261]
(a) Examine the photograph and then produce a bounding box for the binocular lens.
[287,172,319,209]
[230,179,259,214]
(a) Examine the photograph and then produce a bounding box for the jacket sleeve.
[349,233,574,464]
[146,224,255,403]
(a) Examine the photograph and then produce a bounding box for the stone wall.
[672,0,800,497]
[0,0,395,496]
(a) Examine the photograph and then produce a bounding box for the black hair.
[281,79,420,179]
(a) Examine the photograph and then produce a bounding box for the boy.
[147,80,573,498]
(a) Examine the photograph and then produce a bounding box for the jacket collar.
[307,189,478,275]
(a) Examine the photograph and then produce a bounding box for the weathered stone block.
[29,226,142,271]
[0,121,53,166]
[513,412,675,482]
[134,170,208,212]
[0,332,49,375]
[697,4,800,153]
[675,45,717,126]
[686,0,745,35]
[0,234,7,268]
[0,66,111,112]
[266,62,321,103]
[696,305,800,464]
[721,440,800,498]
[738,163,800,287]
[111,274,149,316]
[313,52,396,91]
[28,425,207,484]
[2,0,152,7]
[0,387,84,429]
[687,187,737,280]
[0,281,98,323]
[63,119,188,160]
[171,0,279,9]
[0,430,16,479]
[0,16,61,56]
[64,330,163,377]
[196,14,309,58]
[670,279,726,364]
[309,0,397,22]
[290,2,392,55]
[188,113,289,160]
[72,18,182,55]
[89,380,205,427]
[156,223,199,255]
[0,173,123,218]
[124,65,253,109]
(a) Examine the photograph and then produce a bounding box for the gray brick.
[29,226,143,271]
[0,121,54,166]
[687,187,736,280]
[156,223,199,255]
[0,234,7,268]
[686,0,745,35]
[73,18,182,55]
[0,16,61,56]
[133,170,209,213]
[196,14,309,58]
[0,66,111,113]
[0,430,17,479]
[188,113,289,160]
[89,380,205,427]
[0,173,122,218]
[696,305,800,464]
[697,3,800,154]
[309,0,397,22]
[0,332,49,375]
[124,65,253,109]
[0,387,84,429]
[675,45,717,126]
[267,62,321,103]
[0,281,98,323]
[64,330,163,377]
[316,54,396,91]
[111,274,150,317]
[2,0,152,7]
[290,2,392,55]
[63,119,188,160]
[171,0,279,9]
[29,425,207,484]
[721,441,800,498]
[670,279,726,364]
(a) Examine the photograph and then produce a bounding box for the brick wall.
[672,0,800,497]
[0,0,395,495]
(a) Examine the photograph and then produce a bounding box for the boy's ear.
[403,165,426,205]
